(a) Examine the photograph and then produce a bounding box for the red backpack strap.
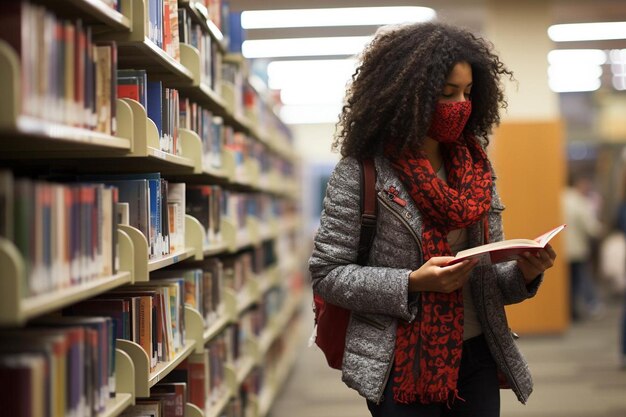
[357,158,377,265]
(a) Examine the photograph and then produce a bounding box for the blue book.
[147,81,163,138]
[228,11,244,53]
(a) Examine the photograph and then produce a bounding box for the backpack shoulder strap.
[357,158,377,265]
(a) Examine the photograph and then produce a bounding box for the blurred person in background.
[561,173,605,321]
[310,21,557,417]
[615,186,626,368]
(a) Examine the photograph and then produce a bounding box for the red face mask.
[427,100,472,143]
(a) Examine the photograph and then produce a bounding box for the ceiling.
[227,0,626,124]
[229,0,626,50]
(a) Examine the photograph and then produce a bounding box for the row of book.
[152,258,225,329]
[65,279,187,371]
[120,381,186,417]
[179,7,221,91]
[0,251,295,417]
[147,0,181,61]
[0,2,118,134]
[0,315,116,417]
[0,2,292,160]
[0,171,297,296]
[190,0,231,40]
[117,69,183,155]
[76,173,185,260]
[0,171,119,297]
[179,99,224,171]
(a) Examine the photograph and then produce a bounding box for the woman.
[309,22,557,416]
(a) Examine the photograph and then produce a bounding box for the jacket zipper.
[478,221,523,396]
[375,195,424,404]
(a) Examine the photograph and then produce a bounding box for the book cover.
[147,80,163,138]
[446,224,567,266]
[167,182,185,253]
[0,171,14,241]
[151,382,186,417]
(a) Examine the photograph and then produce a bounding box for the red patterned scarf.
[386,135,493,404]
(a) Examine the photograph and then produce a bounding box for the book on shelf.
[117,69,148,108]
[186,185,223,245]
[163,350,209,411]
[0,170,14,241]
[120,400,161,417]
[83,173,173,259]
[0,354,46,417]
[0,2,118,133]
[167,183,185,253]
[227,11,244,53]
[33,316,115,413]
[445,224,567,267]
[4,172,119,298]
[102,289,157,370]
[150,381,186,417]
[0,332,68,417]
[66,298,131,341]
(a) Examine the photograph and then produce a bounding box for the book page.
[533,224,567,246]
[454,238,540,259]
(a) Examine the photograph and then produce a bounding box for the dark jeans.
[367,334,500,417]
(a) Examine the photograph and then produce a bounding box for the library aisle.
[270,290,626,417]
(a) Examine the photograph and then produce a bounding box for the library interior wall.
[485,0,568,334]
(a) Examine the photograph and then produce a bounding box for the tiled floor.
[269,291,626,417]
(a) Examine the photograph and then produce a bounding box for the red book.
[117,84,140,102]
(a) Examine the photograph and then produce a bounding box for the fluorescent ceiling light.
[280,86,346,106]
[612,76,626,90]
[242,36,372,58]
[548,21,626,42]
[548,65,603,80]
[267,59,356,89]
[280,104,342,124]
[241,7,436,29]
[548,77,601,93]
[609,49,626,63]
[547,49,607,65]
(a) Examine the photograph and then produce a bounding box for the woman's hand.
[516,243,557,284]
[408,257,479,293]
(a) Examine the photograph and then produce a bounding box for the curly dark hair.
[333,21,513,158]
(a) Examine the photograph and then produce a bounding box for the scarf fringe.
[393,388,465,406]
[446,389,465,409]
[392,389,417,405]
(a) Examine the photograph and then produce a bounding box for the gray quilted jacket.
[309,156,541,404]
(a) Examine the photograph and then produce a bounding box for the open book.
[445,224,566,266]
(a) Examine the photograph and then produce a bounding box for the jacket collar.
[373,155,485,250]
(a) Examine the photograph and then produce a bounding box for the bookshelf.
[0,1,305,416]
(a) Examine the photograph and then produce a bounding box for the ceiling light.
[612,76,626,90]
[548,21,626,42]
[547,49,607,65]
[242,36,372,58]
[280,86,346,106]
[548,65,603,80]
[279,104,342,124]
[548,78,601,93]
[609,49,626,63]
[241,7,436,29]
[267,59,356,89]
